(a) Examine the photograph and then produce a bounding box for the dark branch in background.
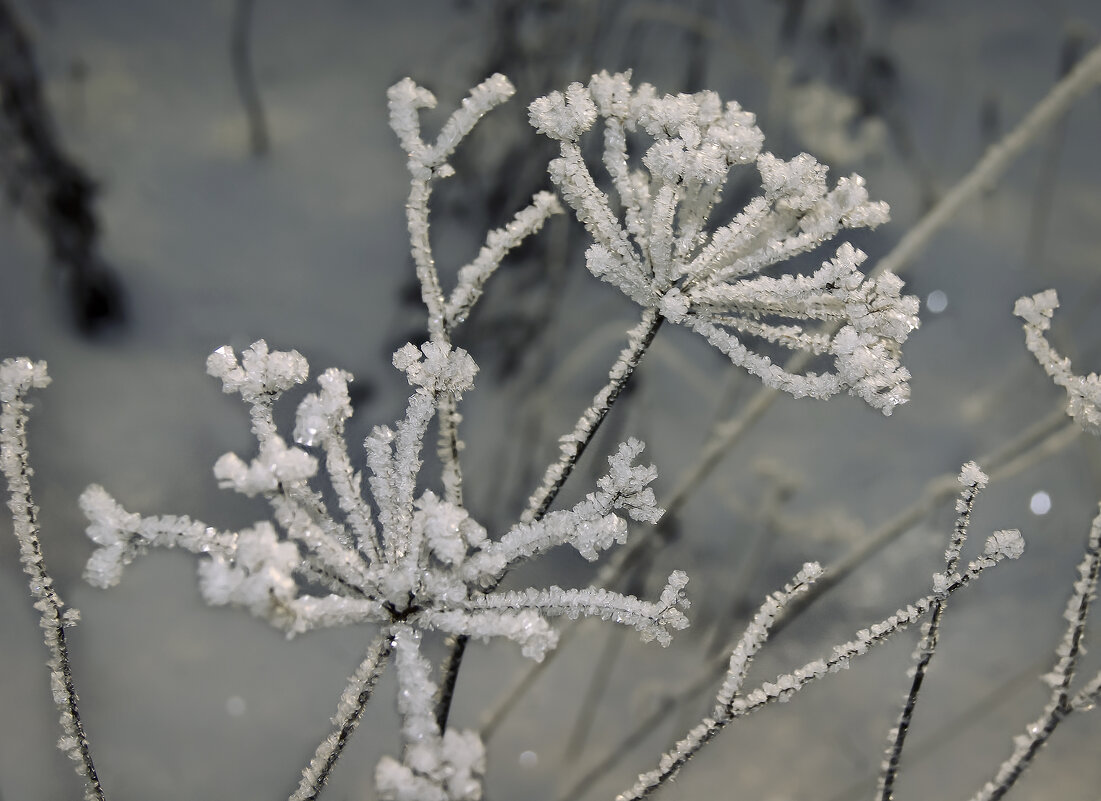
[0,0,124,335]
[230,0,269,158]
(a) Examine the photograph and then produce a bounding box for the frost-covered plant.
[80,337,687,801]
[528,70,918,414]
[5,58,1100,801]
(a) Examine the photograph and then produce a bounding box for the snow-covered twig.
[290,628,395,801]
[968,507,1100,801]
[1,359,106,801]
[877,462,990,801]
[616,525,1024,800]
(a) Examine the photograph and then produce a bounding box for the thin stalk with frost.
[522,308,663,523]
[969,507,1100,801]
[388,74,562,508]
[877,462,989,801]
[387,74,563,732]
[1,359,106,801]
[616,524,1025,801]
[290,628,395,801]
[527,407,1076,797]
[964,291,1101,801]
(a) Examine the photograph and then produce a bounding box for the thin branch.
[229,0,270,157]
[877,465,987,801]
[522,308,663,523]
[969,504,1101,801]
[549,407,1077,798]
[289,628,394,801]
[616,545,1021,801]
[434,633,467,733]
[1,360,106,801]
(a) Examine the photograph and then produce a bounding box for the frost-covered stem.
[434,633,468,732]
[289,628,394,801]
[970,506,1101,801]
[1071,669,1101,711]
[320,432,380,563]
[878,465,986,801]
[437,394,464,507]
[0,360,106,801]
[617,546,1020,801]
[443,191,563,330]
[406,175,448,341]
[522,308,663,523]
[874,42,1101,279]
[552,422,1075,798]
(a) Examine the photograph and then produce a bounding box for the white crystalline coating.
[389,73,515,177]
[294,368,354,447]
[199,522,299,614]
[394,341,478,395]
[445,191,563,328]
[0,357,50,401]
[528,82,597,141]
[1015,290,1101,435]
[414,490,485,566]
[465,437,663,583]
[530,73,915,415]
[984,529,1025,561]
[2,358,106,799]
[958,461,989,489]
[206,340,308,401]
[213,438,318,497]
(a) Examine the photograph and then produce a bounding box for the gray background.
[2,2,1101,799]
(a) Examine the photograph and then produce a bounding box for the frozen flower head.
[530,71,919,415]
[80,343,689,801]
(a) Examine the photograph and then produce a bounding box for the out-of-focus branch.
[0,0,125,334]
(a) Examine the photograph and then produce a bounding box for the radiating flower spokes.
[530,71,919,414]
[79,338,689,801]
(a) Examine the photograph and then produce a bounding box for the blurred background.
[2,1,1101,799]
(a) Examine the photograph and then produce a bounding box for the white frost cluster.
[529,71,918,414]
[79,339,687,800]
[1015,290,1101,434]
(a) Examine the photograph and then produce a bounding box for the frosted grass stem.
[877,464,988,801]
[1,359,106,801]
[290,628,394,801]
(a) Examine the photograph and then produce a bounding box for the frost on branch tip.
[1015,290,1101,435]
[531,71,918,414]
[393,340,478,395]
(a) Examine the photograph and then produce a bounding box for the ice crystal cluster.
[529,71,919,414]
